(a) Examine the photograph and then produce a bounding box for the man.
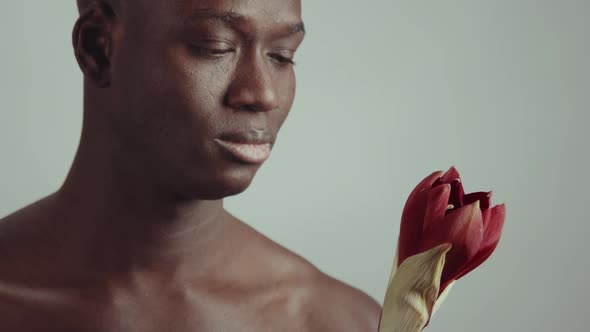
[0,0,382,330]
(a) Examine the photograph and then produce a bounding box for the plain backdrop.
[1,1,589,331]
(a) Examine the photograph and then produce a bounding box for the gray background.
[1,1,589,331]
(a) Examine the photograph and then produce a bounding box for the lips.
[215,131,274,164]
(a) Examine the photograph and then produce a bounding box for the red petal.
[398,171,444,266]
[422,184,451,233]
[414,170,445,193]
[438,166,464,208]
[454,204,506,280]
[464,191,492,210]
[419,201,484,288]
[440,166,461,184]
[448,179,465,208]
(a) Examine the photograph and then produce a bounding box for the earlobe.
[72,2,115,88]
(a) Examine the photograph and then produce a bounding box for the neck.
[52,118,233,284]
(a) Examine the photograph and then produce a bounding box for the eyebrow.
[187,9,306,36]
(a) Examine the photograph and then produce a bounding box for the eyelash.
[188,45,296,66]
[188,46,234,58]
[270,54,296,66]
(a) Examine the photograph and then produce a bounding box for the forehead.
[135,0,302,29]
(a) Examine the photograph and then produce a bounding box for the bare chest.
[0,292,325,332]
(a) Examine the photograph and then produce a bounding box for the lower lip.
[215,139,272,164]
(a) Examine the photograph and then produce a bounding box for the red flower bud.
[398,167,506,295]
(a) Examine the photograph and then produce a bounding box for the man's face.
[107,0,304,199]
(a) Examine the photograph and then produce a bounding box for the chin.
[175,164,260,200]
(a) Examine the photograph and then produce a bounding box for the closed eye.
[187,43,235,59]
[269,53,296,66]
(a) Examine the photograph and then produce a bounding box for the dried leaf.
[379,243,452,332]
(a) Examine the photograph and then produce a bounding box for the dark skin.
[0,0,382,331]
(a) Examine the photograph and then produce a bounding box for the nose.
[225,53,280,112]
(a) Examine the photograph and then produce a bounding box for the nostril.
[239,104,260,112]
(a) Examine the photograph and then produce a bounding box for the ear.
[72,1,116,88]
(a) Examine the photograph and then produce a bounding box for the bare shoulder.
[234,218,382,331]
[0,195,57,263]
[0,196,75,330]
[304,270,382,331]
[266,250,382,331]
[0,194,55,235]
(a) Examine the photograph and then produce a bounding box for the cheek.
[160,49,231,125]
[109,49,217,156]
[286,72,297,107]
[138,50,231,134]
[277,70,297,119]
